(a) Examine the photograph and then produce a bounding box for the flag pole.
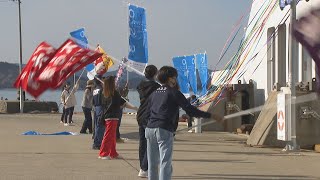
[109,55,145,76]
[73,74,76,86]
[15,0,24,113]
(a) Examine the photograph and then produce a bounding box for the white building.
[237,0,320,106]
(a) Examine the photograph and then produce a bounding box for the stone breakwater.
[0,100,58,113]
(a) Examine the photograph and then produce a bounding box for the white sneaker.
[99,156,110,160]
[64,123,68,126]
[188,129,193,133]
[138,169,148,178]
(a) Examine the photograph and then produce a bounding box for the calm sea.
[0,89,140,113]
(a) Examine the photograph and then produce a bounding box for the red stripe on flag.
[13,42,57,98]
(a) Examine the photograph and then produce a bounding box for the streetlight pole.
[13,0,24,113]
[288,0,299,151]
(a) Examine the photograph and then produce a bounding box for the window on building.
[267,27,275,93]
[277,23,287,88]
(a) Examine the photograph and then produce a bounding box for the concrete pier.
[0,113,319,179]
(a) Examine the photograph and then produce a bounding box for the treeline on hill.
[0,62,145,90]
[0,62,20,89]
[0,61,213,90]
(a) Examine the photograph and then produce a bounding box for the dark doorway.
[241,90,250,124]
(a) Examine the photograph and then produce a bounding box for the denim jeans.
[93,106,105,148]
[139,125,148,171]
[68,106,74,122]
[63,106,74,124]
[60,107,65,121]
[80,107,93,133]
[145,127,173,180]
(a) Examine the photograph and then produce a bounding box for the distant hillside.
[0,62,145,90]
[0,62,20,88]
[0,61,213,90]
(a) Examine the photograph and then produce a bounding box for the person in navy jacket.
[136,65,160,177]
[145,66,223,180]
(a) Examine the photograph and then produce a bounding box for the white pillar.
[194,118,202,133]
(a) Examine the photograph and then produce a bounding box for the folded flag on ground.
[22,131,78,135]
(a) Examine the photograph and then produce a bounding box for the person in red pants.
[98,76,137,159]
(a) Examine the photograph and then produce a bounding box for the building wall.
[239,0,320,106]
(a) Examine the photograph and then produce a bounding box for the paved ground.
[0,113,319,180]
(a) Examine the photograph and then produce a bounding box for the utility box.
[200,80,254,132]
[277,87,291,141]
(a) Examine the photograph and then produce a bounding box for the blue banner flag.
[186,55,197,95]
[172,56,189,94]
[279,0,302,10]
[70,28,92,79]
[128,4,148,72]
[196,53,208,95]
[70,28,89,48]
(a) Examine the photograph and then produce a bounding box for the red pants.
[99,119,118,158]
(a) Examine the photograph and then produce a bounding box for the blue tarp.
[22,131,78,136]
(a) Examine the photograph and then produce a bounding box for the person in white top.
[61,81,79,126]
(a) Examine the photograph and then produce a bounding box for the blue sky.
[0,0,251,70]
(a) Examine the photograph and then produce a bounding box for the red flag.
[13,42,57,98]
[14,60,32,88]
[37,39,102,88]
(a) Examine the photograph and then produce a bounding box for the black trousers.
[60,107,65,121]
[64,106,74,124]
[80,107,93,133]
[188,117,193,128]
[116,109,123,139]
[139,125,148,171]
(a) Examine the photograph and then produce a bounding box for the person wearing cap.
[60,81,79,126]
[80,80,94,134]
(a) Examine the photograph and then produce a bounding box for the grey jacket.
[81,88,93,109]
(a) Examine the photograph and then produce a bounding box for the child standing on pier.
[98,76,138,159]
[61,82,79,126]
